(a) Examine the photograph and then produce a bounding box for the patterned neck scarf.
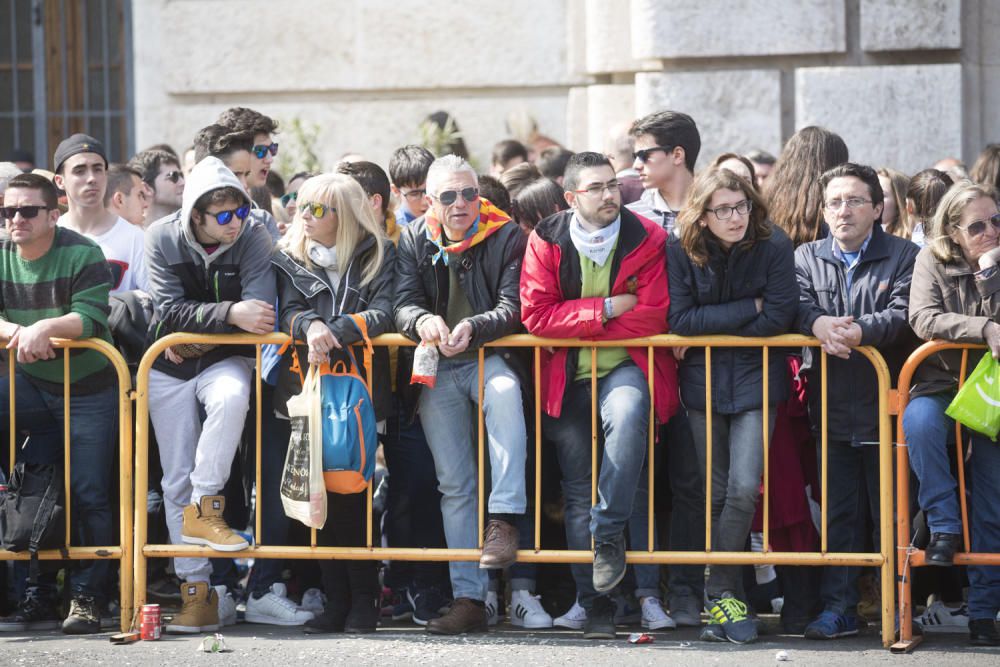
[425,198,511,265]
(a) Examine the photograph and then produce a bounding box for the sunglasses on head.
[205,205,251,225]
[632,146,672,163]
[252,143,279,159]
[164,170,183,183]
[955,213,1000,238]
[0,205,51,220]
[435,187,478,206]
[280,191,298,207]
[299,202,336,218]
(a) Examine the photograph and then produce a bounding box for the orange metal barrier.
[893,341,995,653]
[133,332,895,646]
[2,338,133,632]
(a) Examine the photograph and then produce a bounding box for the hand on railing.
[811,315,859,359]
[985,322,1000,359]
[226,299,276,335]
[307,320,341,365]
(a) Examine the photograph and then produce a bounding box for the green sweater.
[0,227,114,393]
[575,241,630,381]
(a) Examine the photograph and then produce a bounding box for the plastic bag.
[410,341,439,388]
[945,351,1000,439]
[280,366,327,528]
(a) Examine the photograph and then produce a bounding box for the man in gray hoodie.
[145,156,277,633]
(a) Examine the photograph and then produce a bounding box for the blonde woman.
[271,173,395,634]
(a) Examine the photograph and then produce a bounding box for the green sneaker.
[705,594,757,644]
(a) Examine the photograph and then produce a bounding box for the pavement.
[0,618,996,666]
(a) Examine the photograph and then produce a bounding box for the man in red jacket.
[520,152,679,639]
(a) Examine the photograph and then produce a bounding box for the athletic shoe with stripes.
[916,601,969,633]
[510,590,553,629]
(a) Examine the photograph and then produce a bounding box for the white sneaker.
[916,601,969,633]
[640,596,676,630]
[553,598,586,630]
[485,590,502,626]
[299,588,326,615]
[510,590,553,629]
[214,586,237,627]
[245,583,315,626]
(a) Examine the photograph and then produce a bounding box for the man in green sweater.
[0,171,116,635]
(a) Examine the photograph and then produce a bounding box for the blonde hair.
[927,180,999,264]
[877,167,912,239]
[278,173,386,285]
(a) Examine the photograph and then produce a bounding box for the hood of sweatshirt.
[179,156,251,265]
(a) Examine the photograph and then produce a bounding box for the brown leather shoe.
[479,519,519,569]
[426,598,488,635]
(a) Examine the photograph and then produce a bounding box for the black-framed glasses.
[205,205,251,225]
[824,197,872,212]
[707,199,752,220]
[252,143,279,159]
[300,202,336,218]
[574,181,621,197]
[280,191,298,207]
[632,146,672,163]
[435,187,478,206]
[955,213,1000,238]
[0,205,51,220]
[163,170,183,184]
[401,187,426,201]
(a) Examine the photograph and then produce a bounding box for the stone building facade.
[133,0,991,175]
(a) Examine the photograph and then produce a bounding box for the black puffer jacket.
[272,235,396,420]
[667,223,797,413]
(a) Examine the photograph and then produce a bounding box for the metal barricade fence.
[2,338,133,632]
[892,341,994,653]
[133,332,895,647]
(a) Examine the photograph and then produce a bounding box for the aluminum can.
[140,603,161,640]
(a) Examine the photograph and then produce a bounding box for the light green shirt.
[574,238,630,381]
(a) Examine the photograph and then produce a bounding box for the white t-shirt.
[61,216,149,293]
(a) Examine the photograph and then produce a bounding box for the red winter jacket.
[520,207,679,422]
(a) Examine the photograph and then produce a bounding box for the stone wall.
[133,0,993,177]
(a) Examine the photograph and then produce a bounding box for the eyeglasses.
[824,197,872,212]
[955,213,1000,237]
[434,187,478,206]
[299,202,336,218]
[574,181,621,197]
[251,143,279,159]
[707,199,752,220]
[0,205,51,220]
[280,191,297,207]
[400,187,426,201]
[163,170,183,184]
[632,146,672,163]
[205,205,251,225]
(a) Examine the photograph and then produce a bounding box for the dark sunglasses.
[955,213,1000,238]
[252,143,279,159]
[299,202,336,218]
[205,205,251,225]
[280,191,298,207]
[632,146,672,163]
[163,170,183,183]
[0,205,51,220]
[435,187,479,206]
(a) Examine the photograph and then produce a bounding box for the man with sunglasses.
[0,173,117,634]
[626,110,700,237]
[216,107,278,191]
[129,148,185,226]
[394,154,529,635]
[145,156,277,634]
[794,162,919,639]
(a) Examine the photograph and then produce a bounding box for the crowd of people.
[0,105,998,647]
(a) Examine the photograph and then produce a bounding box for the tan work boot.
[181,495,249,551]
[165,581,220,634]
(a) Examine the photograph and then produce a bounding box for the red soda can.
[140,603,161,640]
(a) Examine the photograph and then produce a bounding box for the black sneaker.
[970,618,1000,646]
[409,587,450,626]
[0,592,61,632]
[62,596,101,635]
[583,596,616,640]
[593,534,626,594]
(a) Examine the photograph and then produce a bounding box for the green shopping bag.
[945,351,1000,439]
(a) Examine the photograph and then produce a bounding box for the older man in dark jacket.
[394,155,528,635]
[794,162,919,640]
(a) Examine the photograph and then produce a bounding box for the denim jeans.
[688,407,775,598]
[0,370,117,601]
[817,440,879,615]
[542,363,650,611]
[418,354,527,601]
[903,394,962,534]
[661,411,706,603]
[968,436,1000,621]
[628,464,661,600]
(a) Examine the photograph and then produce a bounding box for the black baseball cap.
[53,133,108,173]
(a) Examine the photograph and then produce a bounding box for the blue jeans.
[542,363,650,611]
[628,465,661,600]
[903,394,962,534]
[0,370,117,601]
[968,436,1000,621]
[418,354,527,601]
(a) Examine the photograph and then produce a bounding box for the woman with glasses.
[271,173,396,634]
[667,167,797,644]
[905,180,1000,646]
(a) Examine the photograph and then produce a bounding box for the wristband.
[603,297,614,320]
